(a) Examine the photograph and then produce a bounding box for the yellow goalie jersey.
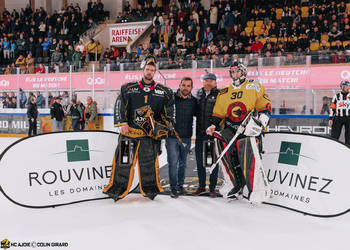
[211,79,272,127]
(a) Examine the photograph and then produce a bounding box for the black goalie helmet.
[140,54,157,69]
[229,61,247,86]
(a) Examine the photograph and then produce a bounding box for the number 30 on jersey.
[231,91,243,100]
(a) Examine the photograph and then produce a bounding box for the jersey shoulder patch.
[125,81,138,86]
[263,93,270,101]
[245,80,261,92]
[124,82,140,93]
[219,87,229,95]
[125,81,138,88]
[157,85,173,97]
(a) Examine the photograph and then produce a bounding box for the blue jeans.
[72,118,80,131]
[166,137,191,189]
[51,119,63,132]
[195,137,219,189]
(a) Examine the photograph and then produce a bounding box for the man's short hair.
[181,77,193,87]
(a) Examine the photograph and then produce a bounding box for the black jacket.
[69,104,81,119]
[195,87,219,138]
[27,102,38,120]
[50,102,65,121]
[172,90,197,139]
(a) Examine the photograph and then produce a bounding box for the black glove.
[153,122,169,140]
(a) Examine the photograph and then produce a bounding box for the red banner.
[0,64,349,90]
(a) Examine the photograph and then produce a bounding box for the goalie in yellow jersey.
[206,61,272,203]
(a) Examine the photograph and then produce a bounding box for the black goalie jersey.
[114,79,175,137]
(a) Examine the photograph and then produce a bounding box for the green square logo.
[66,140,90,162]
[278,141,301,166]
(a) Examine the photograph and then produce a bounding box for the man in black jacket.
[27,96,38,136]
[166,77,196,198]
[69,99,81,131]
[50,97,65,132]
[77,100,86,130]
[193,72,220,198]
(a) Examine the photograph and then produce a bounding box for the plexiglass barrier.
[0,55,348,115]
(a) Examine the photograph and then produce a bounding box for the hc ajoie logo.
[1,239,10,250]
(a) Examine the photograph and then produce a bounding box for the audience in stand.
[0,1,107,74]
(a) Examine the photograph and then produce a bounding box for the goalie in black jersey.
[103,55,175,201]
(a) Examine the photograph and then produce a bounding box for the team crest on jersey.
[134,106,154,136]
[227,102,248,122]
[246,83,261,92]
[219,87,228,95]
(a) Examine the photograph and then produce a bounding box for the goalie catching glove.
[243,112,270,137]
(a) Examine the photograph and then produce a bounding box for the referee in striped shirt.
[329,80,350,145]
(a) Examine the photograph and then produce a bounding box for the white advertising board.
[0,131,140,208]
[262,132,350,217]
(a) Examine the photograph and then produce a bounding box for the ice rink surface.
[1,190,350,250]
[0,137,350,250]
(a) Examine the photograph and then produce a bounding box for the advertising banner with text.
[268,115,346,142]
[0,113,45,134]
[0,131,123,208]
[1,65,349,91]
[109,23,149,46]
[262,132,350,217]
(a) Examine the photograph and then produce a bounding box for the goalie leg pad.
[248,136,270,204]
[137,138,164,199]
[215,127,245,198]
[237,137,263,197]
[103,136,138,201]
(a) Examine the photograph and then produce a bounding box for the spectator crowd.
[101,0,350,71]
[0,0,109,74]
[1,0,350,74]
[0,89,71,109]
